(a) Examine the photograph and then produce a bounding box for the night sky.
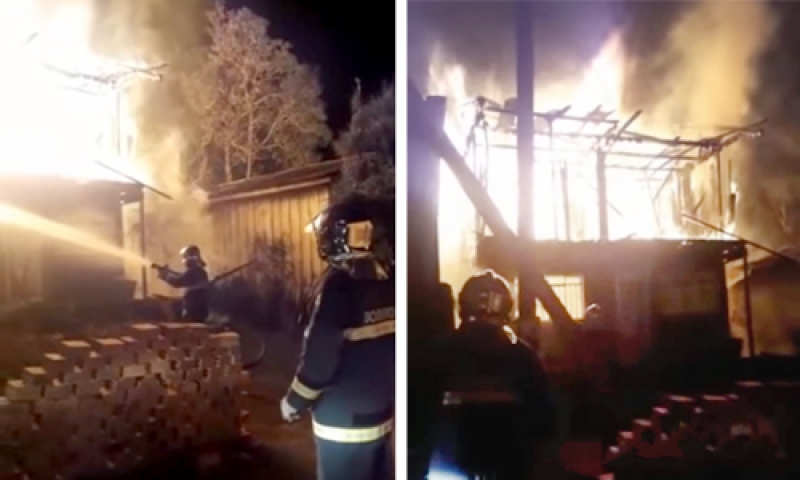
[231,0,395,133]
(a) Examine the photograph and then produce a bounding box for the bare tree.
[334,82,395,199]
[184,3,330,184]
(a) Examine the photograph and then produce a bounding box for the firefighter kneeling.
[280,194,395,480]
[427,270,556,479]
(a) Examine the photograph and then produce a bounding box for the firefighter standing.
[153,245,210,323]
[427,270,556,479]
[281,195,395,480]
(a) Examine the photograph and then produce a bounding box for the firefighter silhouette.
[427,270,556,479]
[281,194,395,480]
[153,245,210,322]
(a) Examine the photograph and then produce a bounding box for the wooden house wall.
[208,180,331,296]
[0,196,127,306]
[0,225,44,306]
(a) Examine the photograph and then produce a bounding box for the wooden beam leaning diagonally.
[409,84,576,336]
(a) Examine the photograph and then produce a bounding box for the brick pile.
[0,322,249,480]
[605,381,800,478]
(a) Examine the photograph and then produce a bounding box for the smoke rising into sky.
[629,0,775,131]
[628,0,777,242]
[85,0,218,280]
[88,0,211,193]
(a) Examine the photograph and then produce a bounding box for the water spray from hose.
[0,202,151,266]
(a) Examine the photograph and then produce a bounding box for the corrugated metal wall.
[208,180,331,295]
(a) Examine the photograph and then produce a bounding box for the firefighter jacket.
[429,321,556,442]
[286,260,395,444]
[160,265,210,322]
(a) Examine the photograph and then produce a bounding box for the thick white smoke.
[638,0,775,130]
[84,0,222,294]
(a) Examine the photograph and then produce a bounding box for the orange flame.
[429,32,686,293]
[0,1,146,182]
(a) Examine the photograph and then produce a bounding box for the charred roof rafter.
[466,97,765,172]
[24,31,167,95]
[460,95,766,239]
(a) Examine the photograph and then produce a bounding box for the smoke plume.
[78,0,219,292]
[629,0,775,130]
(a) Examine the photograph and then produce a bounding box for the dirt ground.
[237,333,318,480]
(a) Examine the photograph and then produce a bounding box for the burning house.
[410,3,800,476]
[0,2,165,313]
[425,82,763,356]
[414,15,769,379]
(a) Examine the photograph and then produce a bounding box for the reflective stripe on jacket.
[286,263,395,441]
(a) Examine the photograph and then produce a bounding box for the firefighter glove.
[280,396,301,423]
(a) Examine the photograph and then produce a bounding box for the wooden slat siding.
[247,197,256,263]
[233,203,241,266]
[230,203,239,265]
[204,161,342,298]
[300,189,313,288]
[287,191,299,290]
[0,225,44,305]
[207,181,331,297]
[283,195,292,286]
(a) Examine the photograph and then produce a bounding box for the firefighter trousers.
[315,435,393,480]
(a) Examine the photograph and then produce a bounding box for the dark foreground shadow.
[85,437,315,480]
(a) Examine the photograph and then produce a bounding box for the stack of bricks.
[605,382,800,478]
[0,322,249,480]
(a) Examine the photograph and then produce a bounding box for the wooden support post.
[715,150,724,232]
[139,191,148,298]
[561,163,571,241]
[516,0,536,326]
[406,90,450,475]
[742,247,755,357]
[596,149,609,241]
[407,93,447,338]
[408,84,576,335]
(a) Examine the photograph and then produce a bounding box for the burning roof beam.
[462,95,764,241]
[94,161,172,200]
[26,30,167,92]
[488,103,620,128]
[481,107,760,192]
[603,110,642,149]
[489,144,705,163]
[481,97,764,150]
[42,63,167,91]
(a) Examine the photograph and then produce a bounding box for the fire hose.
[150,259,259,292]
[150,259,266,370]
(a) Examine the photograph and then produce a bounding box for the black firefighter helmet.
[309,194,394,264]
[458,270,514,323]
[180,245,206,268]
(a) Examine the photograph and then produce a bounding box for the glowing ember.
[0,1,145,182]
